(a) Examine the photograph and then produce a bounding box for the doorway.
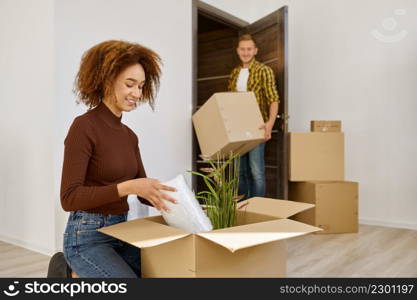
[192,1,289,199]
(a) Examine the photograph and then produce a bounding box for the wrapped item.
[161,174,213,233]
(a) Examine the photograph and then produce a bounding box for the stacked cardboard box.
[311,120,342,132]
[289,132,344,181]
[289,121,358,234]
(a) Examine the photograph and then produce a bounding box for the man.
[228,34,279,199]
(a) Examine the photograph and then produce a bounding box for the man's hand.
[259,121,274,141]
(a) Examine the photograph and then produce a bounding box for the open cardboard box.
[98,198,322,278]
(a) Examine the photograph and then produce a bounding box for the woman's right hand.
[129,178,178,212]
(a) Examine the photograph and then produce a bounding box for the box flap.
[197,219,322,253]
[98,218,190,248]
[238,197,315,219]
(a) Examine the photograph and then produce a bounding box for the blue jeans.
[63,210,140,278]
[238,142,266,199]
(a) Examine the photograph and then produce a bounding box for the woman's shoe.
[47,252,72,278]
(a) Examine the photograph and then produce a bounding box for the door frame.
[191,1,289,199]
[191,0,250,192]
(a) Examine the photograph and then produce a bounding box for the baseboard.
[0,233,55,257]
[359,218,417,230]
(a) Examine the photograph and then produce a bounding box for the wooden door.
[240,7,289,199]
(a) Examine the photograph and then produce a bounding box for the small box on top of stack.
[288,120,359,234]
[310,120,341,132]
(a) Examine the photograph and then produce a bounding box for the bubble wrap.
[161,174,213,233]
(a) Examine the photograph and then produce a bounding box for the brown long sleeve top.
[60,102,151,214]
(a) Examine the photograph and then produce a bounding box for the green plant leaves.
[187,152,241,229]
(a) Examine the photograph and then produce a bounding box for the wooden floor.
[0,242,51,277]
[287,224,417,277]
[0,224,416,277]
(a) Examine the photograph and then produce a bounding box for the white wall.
[0,0,192,255]
[204,0,417,229]
[54,0,193,249]
[0,0,56,255]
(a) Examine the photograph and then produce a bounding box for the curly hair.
[74,40,162,109]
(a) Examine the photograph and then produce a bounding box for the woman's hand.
[129,178,178,212]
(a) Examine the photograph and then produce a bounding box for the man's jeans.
[238,142,266,199]
[63,210,140,278]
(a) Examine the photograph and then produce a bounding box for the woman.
[47,40,177,278]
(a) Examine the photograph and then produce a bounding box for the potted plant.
[188,152,243,229]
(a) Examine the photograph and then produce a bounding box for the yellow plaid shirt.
[228,59,279,122]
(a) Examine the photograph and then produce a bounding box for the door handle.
[277,113,290,123]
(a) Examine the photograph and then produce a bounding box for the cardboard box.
[98,198,322,278]
[192,92,264,159]
[311,120,342,132]
[289,132,344,181]
[289,181,358,234]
